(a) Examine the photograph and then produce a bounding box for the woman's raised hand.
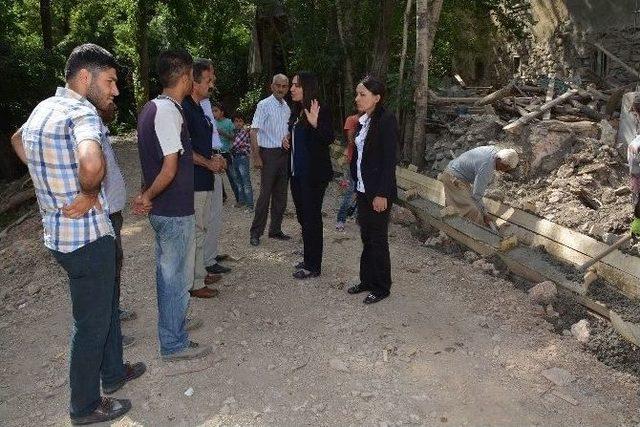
[304,99,320,128]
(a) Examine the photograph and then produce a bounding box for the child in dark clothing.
[230,112,254,209]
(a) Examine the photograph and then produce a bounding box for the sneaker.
[119,309,137,322]
[122,335,135,349]
[335,221,345,231]
[215,254,230,262]
[162,341,212,361]
[70,397,131,425]
[186,317,203,332]
[250,236,260,246]
[102,362,147,394]
[206,263,231,274]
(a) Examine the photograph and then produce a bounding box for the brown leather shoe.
[204,273,221,285]
[189,286,219,298]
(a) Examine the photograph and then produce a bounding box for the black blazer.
[289,104,334,184]
[350,106,398,202]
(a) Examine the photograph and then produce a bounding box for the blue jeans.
[51,236,125,417]
[230,154,254,207]
[149,214,195,356]
[337,175,357,223]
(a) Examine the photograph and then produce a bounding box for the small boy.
[231,112,254,209]
[336,112,360,231]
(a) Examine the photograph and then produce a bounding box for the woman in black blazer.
[288,71,334,279]
[347,75,398,304]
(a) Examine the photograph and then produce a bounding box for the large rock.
[571,319,591,344]
[541,367,575,386]
[526,120,598,177]
[528,281,557,305]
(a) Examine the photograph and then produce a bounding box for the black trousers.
[109,211,124,310]
[357,192,392,296]
[250,147,289,237]
[291,177,328,273]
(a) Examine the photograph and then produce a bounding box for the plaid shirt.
[21,87,114,253]
[232,127,251,156]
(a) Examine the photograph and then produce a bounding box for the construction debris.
[422,76,637,246]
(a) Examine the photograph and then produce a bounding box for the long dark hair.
[359,74,387,145]
[291,71,320,127]
[359,74,385,118]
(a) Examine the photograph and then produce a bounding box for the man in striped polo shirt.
[249,74,292,246]
[14,43,144,425]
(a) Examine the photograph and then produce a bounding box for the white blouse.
[355,114,371,193]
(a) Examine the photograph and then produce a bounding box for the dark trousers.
[51,236,125,417]
[357,192,392,297]
[109,212,123,311]
[291,177,328,273]
[250,147,289,237]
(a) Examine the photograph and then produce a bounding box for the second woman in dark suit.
[347,75,398,304]
[288,71,334,279]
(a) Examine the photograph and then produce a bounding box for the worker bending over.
[438,146,519,227]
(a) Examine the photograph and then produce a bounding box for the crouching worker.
[438,146,518,227]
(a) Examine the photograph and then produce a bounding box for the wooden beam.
[593,42,640,80]
[393,166,640,298]
[503,89,578,132]
[474,79,516,106]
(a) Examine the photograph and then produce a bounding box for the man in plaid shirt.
[13,44,144,425]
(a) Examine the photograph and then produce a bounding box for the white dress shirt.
[355,114,371,193]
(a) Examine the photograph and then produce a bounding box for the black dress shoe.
[268,231,291,241]
[363,292,389,304]
[347,283,369,294]
[293,268,320,279]
[70,397,131,425]
[103,361,147,394]
[206,263,231,274]
[250,236,260,246]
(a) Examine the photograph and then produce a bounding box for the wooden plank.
[393,165,640,297]
[504,89,578,132]
[474,79,516,106]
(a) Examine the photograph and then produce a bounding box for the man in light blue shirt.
[439,146,519,226]
[249,74,292,246]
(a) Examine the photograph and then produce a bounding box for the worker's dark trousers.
[357,192,392,297]
[250,147,289,237]
[290,177,328,273]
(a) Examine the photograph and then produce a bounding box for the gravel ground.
[0,138,639,426]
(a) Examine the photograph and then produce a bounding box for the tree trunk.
[335,0,355,115]
[134,0,150,111]
[410,0,444,168]
[39,0,53,51]
[370,0,395,80]
[395,0,414,118]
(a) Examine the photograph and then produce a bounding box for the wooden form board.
[394,166,640,298]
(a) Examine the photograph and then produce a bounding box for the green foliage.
[0,0,529,135]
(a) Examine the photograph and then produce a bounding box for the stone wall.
[497,0,640,86]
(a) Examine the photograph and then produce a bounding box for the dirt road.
[0,139,638,426]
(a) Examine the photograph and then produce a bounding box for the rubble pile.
[421,80,638,243]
